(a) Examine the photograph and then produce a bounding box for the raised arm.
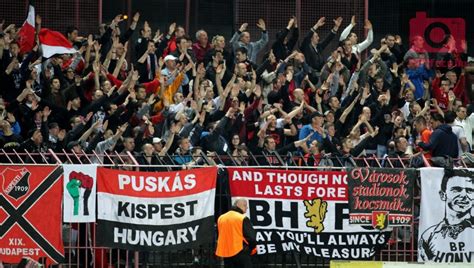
[339,94,359,124]
[253,19,269,51]
[354,20,373,53]
[112,41,128,77]
[339,16,356,41]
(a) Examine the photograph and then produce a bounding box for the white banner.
[63,165,97,223]
[97,189,215,225]
[418,168,474,262]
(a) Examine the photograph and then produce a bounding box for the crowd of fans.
[1,13,474,168]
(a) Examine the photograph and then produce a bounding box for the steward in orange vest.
[216,198,256,268]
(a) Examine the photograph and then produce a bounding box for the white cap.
[152,137,163,144]
[164,55,177,62]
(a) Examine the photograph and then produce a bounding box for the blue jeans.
[377,145,387,159]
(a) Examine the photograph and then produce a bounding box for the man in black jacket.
[300,17,343,72]
[418,113,458,158]
[272,17,299,61]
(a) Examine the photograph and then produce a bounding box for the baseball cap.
[164,55,177,62]
[152,137,163,144]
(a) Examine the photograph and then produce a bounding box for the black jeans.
[224,249,252,268]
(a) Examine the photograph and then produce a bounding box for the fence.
[0,0,100,38]
[1,148,470,268]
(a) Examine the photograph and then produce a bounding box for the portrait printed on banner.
[419,169,474,262]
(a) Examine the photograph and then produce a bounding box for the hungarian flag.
[17,1,36,55]
[39,28,76,58]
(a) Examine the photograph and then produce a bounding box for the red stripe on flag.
[97,167,217,198]
[39,28,73,48]
[18,5,35,55]
[39,28,76,58]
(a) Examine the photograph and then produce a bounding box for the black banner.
[227,168,391,259]
[255,229,389,259]
[96,217,215,252]
[347,168,415,229]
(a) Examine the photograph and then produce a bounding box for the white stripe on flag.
[41,43,76,58]
[26,5,35,26]
[98,189,215,226]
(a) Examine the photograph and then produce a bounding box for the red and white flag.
[39,28,76,58]
[17,1,36,55]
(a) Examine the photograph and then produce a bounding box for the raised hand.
[215,63,224,75]
[197,63,206,77]
[395,35,402,45]
[153,29,162,43]
[93,41,101,52]
[158,56,164,69]
[333,17,343,30]
[85,112,94,123]
[362,85,371,100]
[171,121,181,134]
[132,12,140,23]
[256,19,266,31]
[42,106,52,119]
[390,63,398,75]
[370,127,380,137]
[239,23,248,32]
[147,93,156,105]
[364,20,373,30]
[92,119,102,130]
[168,22,176,35]
[6,112,16,124]
[314,17,326,29]
[351,15,356,26]
[118,122,128,134]
[113,14,124,25]
[132,70,140,81]
[268,49,276,63]
[287,17,295,29]
[87,34,94,47]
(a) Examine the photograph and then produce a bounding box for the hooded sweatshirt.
[418,124,458,158]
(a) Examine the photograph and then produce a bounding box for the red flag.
[17,3,36,55]
[0,166,64,264]
[39,28,76,58]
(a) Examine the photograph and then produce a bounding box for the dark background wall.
[0,0,99,36]
[1,0,472,57]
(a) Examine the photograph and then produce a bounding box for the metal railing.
[1,148,470,169]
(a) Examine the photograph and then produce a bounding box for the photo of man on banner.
[419,169,474,262]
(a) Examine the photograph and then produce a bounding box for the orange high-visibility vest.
[215,210,248,258]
